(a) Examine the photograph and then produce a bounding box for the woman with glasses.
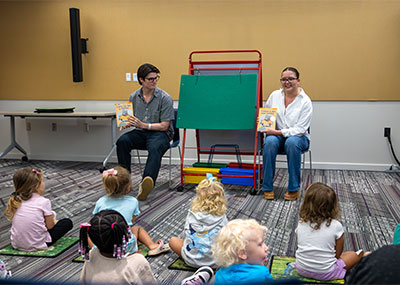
[260,67,312,201]
[116,63,174,201]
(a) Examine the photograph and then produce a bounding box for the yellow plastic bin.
[183,167,220,184]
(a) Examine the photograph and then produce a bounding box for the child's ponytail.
[4,168,43,221]
[4,193,21,221]
[102,166,131,197]
[79,223,91,261]
[108,221,128,259]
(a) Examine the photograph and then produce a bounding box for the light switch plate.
[125,73,131,81]
[133,73,138,82]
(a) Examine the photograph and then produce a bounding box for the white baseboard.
[309,162,392,171]
[1,152,393,171]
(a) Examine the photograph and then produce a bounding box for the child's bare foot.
[363,251,372,257]
[148,240,170,256]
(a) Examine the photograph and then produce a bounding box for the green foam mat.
[270,256,344,284]
[0,236,79,257]
[168,257,218,273]
[73,243,150,262]
[168,257,198,272]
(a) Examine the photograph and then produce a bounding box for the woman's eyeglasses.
[145,75,160,82]
[280,77,297,82]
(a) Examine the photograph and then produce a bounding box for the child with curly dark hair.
[295,182,370,281]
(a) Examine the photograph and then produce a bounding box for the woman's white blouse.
[264,88,312,138]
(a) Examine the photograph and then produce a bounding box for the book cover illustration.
[115,102,134,127]
[257,107,277,132]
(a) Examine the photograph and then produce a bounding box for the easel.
[177,50,263,194]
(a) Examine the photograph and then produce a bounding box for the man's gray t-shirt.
[129,87,174,140]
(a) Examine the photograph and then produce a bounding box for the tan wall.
[1,0,400,101]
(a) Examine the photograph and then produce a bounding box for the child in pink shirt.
[4,168,73,251]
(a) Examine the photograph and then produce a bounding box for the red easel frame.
[179,50,263,192]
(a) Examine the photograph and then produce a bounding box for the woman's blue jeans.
[261,135,309,192]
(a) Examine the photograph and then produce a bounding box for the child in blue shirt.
[212,219,274,284]
[93,166,169,256]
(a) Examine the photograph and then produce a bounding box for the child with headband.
[4,168,73,251]
[79,209,156,284]
[169,175,228,270]
[94,166,169,255]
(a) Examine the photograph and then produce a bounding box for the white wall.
[0,100,399,171]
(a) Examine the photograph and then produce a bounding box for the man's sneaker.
[181,266,214,285]
[137,176,154,201]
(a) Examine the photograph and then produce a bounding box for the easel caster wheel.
[21,156,28,162]
[99,167,106,173]
[250,189,257,195]
[176,185,184,192]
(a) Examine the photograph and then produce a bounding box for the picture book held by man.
[115,102,134,127]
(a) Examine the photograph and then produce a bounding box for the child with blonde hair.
[94,166,169,255]
[296,182,370,281]
[79,210,156,284]
[169,175,228,268]
[212,219,273,284]
[4,168,73,251]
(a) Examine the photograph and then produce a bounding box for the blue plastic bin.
[220,168,258,186]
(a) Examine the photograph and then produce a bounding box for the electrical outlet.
[26,121,31,131]
[384,127,391,138]
[51,123,57,132]
[84,123,89,132]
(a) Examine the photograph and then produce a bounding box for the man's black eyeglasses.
[145,75,160,82]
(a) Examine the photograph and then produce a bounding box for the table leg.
[0,116,28,159]
[101,117,117,170]
[102,145,116,169]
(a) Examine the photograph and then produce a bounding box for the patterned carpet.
[0,159,399,283]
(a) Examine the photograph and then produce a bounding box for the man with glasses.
[116,63,174,201]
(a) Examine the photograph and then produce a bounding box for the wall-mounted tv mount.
[69,8,88,82]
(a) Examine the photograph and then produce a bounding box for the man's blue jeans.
[116,129,170,183]
[261,135,309,192]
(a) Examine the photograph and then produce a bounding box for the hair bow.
[80,222,91,231]
[32,169,40,175]
[206,173,216,182]
[102,168,118,177]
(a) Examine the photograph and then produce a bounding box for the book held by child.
[257,108,277,132]
[115,102,134,127]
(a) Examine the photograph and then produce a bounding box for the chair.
[136,109,181,188]
[276,148,312,188]
[276,128,312,187]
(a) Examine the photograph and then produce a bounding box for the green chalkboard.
[177,74,258,130]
